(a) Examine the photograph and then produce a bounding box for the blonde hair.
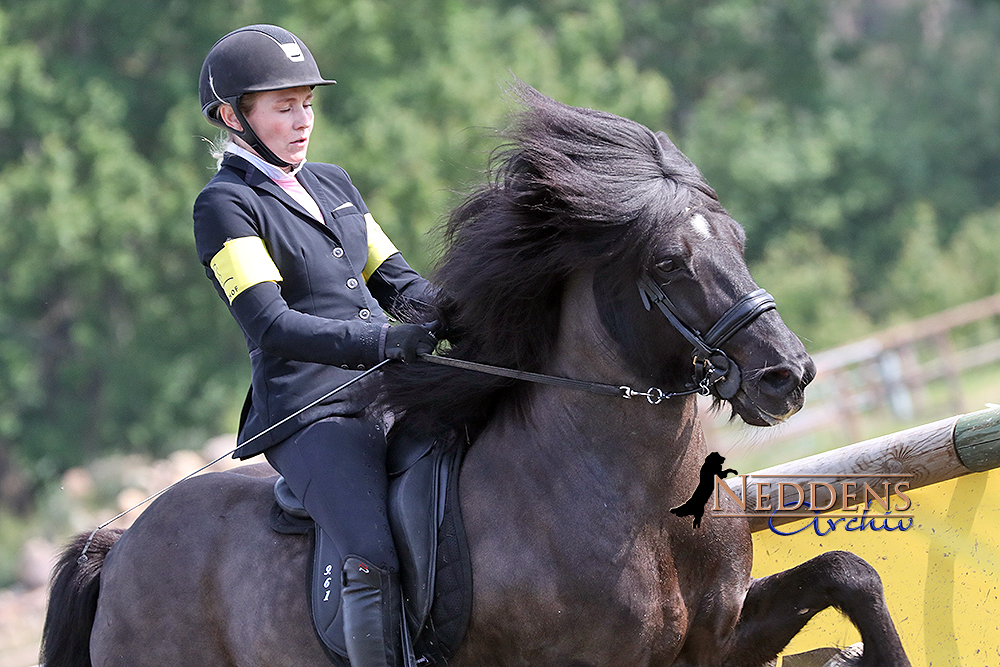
[203,93,264,169]
[202,131,231,170]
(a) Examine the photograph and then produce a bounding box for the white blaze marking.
[689,213,712,239]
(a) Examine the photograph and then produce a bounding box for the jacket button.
[341,364,349,369]
[347,277,359,289]
[332,247,344,258]
[359,308,371,319]
[357,364,366,370]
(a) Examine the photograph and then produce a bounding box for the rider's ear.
[219,104,244,133]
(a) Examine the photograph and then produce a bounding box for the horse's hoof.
[779,643,863,667]
[822,643,863,667]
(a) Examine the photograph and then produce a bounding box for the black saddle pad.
[269,436,471,665]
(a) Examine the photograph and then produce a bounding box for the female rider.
[194,24,436,667]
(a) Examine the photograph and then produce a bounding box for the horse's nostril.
[761,367,795,393]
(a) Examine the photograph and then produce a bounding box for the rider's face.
[225,86,315,168]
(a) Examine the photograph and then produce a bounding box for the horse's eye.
[655,258,681,276]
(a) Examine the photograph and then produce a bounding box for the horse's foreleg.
[722,550,910,667]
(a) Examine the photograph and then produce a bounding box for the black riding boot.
[342,556,404,667]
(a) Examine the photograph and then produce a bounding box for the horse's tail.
[40,528,124,667]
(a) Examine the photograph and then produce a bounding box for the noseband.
[637,274,776,400]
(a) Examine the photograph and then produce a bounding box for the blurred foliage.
[0,0,998,493]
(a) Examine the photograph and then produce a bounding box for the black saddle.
[270,430,472,666]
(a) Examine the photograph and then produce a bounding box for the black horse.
[42,84,909,667]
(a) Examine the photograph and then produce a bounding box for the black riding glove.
[384,324,437,363]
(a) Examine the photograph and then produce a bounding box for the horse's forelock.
[514,91,687,224]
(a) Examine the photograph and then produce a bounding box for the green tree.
[881,202,971,318]
[0,9,251,481]
[820,0,1000,314]
[2,0,1000,489]
[947,207,1000,300]
[750,232,872,351]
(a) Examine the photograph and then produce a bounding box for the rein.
[417,354,697,404]
[418,275,776,404]
[75,279,772,560]
[418,276,775,403]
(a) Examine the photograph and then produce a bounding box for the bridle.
[636,273,777,400]
[418,274,777,405]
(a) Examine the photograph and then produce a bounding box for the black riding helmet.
[200,24,335,168]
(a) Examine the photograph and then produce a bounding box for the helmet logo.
[280,42,305,62]
[207,72,225,104]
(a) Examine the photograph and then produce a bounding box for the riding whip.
[76,359,391,562]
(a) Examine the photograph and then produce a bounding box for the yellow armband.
[210,236,283,304]
[362,213,400,282]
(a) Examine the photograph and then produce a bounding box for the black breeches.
[265,415,398,572]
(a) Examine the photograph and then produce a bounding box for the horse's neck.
[483,271,707,501]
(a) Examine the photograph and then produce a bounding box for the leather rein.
[419,275,777,405]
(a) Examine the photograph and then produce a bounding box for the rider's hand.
[384,324,437,363]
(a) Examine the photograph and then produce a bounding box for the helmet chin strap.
[226,97,296,170]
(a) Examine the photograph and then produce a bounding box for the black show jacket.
[194,154,433,458]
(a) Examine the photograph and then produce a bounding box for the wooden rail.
[727,405,1000,532]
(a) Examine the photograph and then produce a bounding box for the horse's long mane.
[384,83,717,434]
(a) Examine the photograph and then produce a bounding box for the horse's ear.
[654,131,694,165]
[653,130,710,193]
[654,131,677,152]
[653,130,689,166]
